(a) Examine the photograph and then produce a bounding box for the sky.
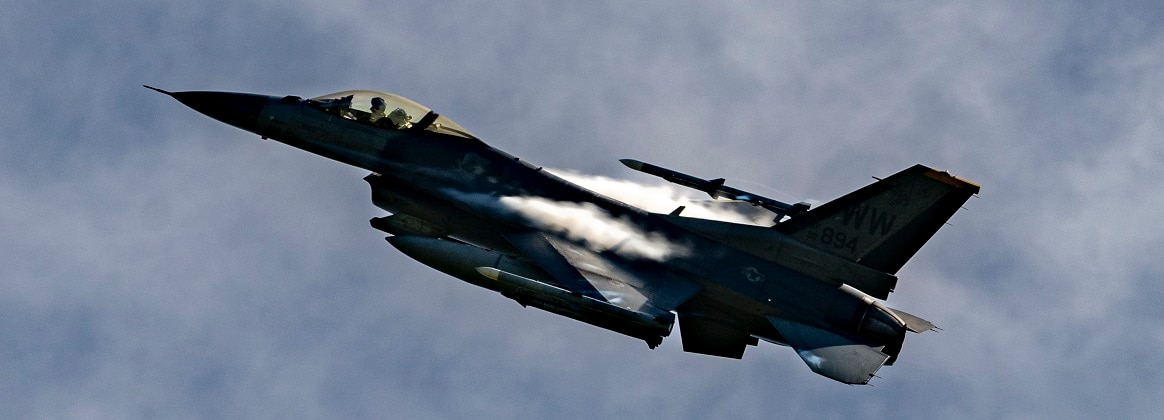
[3,0,1163,418]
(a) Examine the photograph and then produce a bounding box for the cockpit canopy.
[309,90,476,139]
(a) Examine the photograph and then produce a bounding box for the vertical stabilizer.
[776,165,979,274]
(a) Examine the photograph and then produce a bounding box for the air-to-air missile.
[619,159,811,220]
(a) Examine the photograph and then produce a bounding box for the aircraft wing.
[502,231,608,301]
[503,231,701,314]
[767,316,890,385]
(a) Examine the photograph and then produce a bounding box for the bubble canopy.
[310,90,476,139]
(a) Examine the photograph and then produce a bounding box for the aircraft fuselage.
[151,87,974,384]
[250,94,889,346]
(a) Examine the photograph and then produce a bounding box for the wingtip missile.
[620,158,811,221]
[619,159,644,171]
[620,158,722,197]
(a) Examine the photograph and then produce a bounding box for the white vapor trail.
[442,168,799,261]
[545,169,776,226]
[497,196,689,261]
[441,190,690,261]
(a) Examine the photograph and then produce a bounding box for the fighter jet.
[147,86,979,384]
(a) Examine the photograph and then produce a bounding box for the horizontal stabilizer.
[768,317,889,385]
[888,308,936,333]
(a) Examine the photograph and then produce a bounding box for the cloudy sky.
[3,1,1163,418]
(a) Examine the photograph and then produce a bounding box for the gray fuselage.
[248,95,888,349]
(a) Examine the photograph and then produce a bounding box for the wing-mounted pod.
[620,159,810,223]
[386,235,678,348]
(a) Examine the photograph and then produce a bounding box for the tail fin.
[775,165,979,274]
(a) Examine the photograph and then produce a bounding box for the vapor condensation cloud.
[547,168,777,225]
[442,188,690,261]
[498,195,689,261]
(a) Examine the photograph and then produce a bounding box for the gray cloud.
[3,0,1163,418]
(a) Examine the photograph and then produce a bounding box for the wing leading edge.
[502,231,702,331]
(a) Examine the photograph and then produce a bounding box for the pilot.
[387,107,413,129]
[368,97,388,123]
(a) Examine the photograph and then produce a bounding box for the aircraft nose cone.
[169,91,272,132]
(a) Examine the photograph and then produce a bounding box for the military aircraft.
[147,86,979,384]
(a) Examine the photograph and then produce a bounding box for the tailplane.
[776,165,979,274]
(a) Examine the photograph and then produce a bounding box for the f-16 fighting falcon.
[147,86,979,384]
